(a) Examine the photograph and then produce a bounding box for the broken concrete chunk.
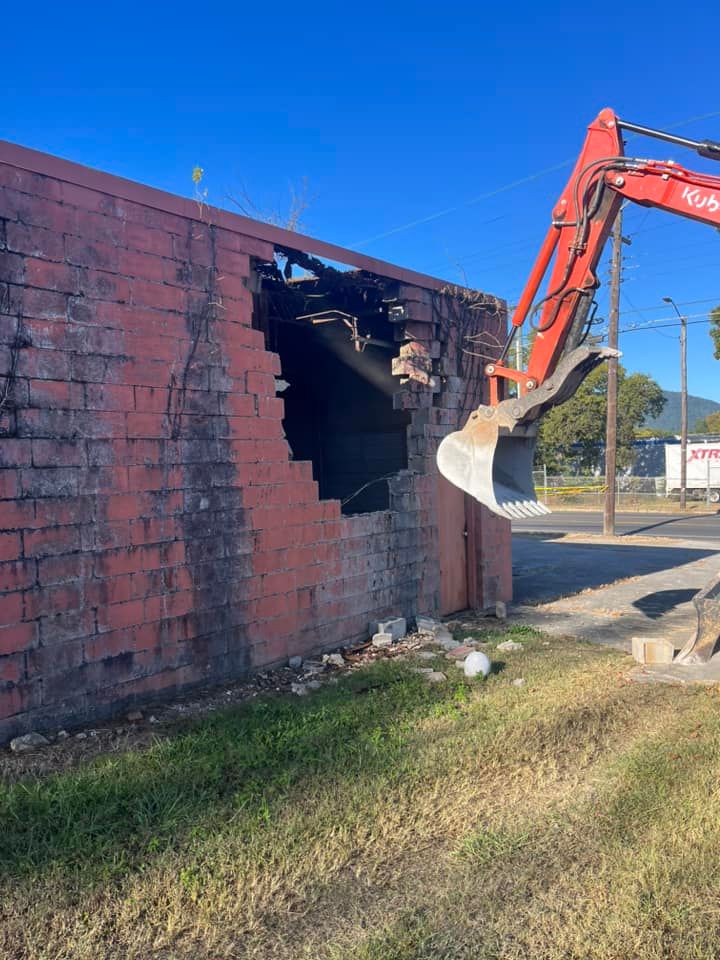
[10,732,50,753]
[417,650,437,660]
[56,730,69,741]
[438,635,461,651]
[496,640,523,653]
[495,601,508,620]
[323,653,345,668]
[464,651,491,678]
[631,637,675,665]
[302,660,324,675]
[416,615,441,634]
[374,617,407,642]
[288,655,303,669]
[372,632,393,648]
[513,678,526,687]
[127,710,143,722]
[445,645,476,661]
[291,682,309,696]
[75,732,87,741]
[412,668,445,681]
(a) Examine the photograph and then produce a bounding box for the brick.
[126,413,169,438]
[0,561,35,593]
[127,465,183,492]
[21,467,78,499]
[0,500,34,530]
[125,222,173,257]
[38,552,92,586]
[32,440,85,468]
[0,470,19,500]
[84,383,135,411]
[78,466,129,494]
[117,249,166,283]
[33,497,90,528]
[97,598,145,632]
[0,533,21,563]
[0,653,24,685]
[6,221,64,261]
[0,251,25,284]
[25,258,79,294]
[39,608,95,644]
[79,269,130,302]
[28,379,83,409]
[133,386,171,413]
[16,348,72,382]
[73,411,126,439]
[0,621,37,656]
[256,396,284,419]
[0,686,23,719]
[246,371,276,396]
[64,236,119,270]
[28,639,84,676]
[72,209,125,246]
[25,525,80,558]
[0,439,32,468]
[84,629,135,662]
[131,279,185,312]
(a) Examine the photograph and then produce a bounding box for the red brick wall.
[0,153,510,740]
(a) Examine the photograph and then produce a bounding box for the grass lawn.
[2,626,720,959]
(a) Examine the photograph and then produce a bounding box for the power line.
[617,296,720,316]
[619,314,714,334]
[350,159,573,248]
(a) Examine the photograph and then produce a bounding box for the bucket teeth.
[436,346,619,521]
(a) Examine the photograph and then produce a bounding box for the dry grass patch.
[1,627,719,959]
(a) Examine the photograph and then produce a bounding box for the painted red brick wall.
[0,150,510,740]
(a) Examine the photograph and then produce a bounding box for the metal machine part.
[439,108,720,520]
[675,576,720,664]
[437,346,618,518]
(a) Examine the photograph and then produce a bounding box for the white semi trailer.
[665,442,720,503]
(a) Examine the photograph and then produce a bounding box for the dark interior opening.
[253,255,410,514]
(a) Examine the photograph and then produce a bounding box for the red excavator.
[438,108,720,521]
[437,108,720,664]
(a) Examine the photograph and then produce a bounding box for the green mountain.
[643,390,720,433]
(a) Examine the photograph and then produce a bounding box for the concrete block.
[372,633,393,648]
[373,617,406,642]
[631,637,675,665]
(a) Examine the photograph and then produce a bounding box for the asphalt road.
[512,510,720,543]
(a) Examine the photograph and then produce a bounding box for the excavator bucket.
[437,346,620,520]
[674,574,720,664]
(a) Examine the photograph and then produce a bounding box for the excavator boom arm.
[437,108,720,519]
[498,109,720,396]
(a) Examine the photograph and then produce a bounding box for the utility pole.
[603,209,624,536]
[663,297,688,509]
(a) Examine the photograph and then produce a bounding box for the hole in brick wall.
[253,255,411,514]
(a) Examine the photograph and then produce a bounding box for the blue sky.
[5,1,720,399]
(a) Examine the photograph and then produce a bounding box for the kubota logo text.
[681,186,720,213]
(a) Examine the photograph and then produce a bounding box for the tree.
[709,305,720,359]
[536,364,665,472]
[694,411,720,433]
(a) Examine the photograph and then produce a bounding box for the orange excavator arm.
[437,109,720,518]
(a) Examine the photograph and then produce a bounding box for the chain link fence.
[530,472,719,510]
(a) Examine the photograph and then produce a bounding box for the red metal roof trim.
[0,139,452,292]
